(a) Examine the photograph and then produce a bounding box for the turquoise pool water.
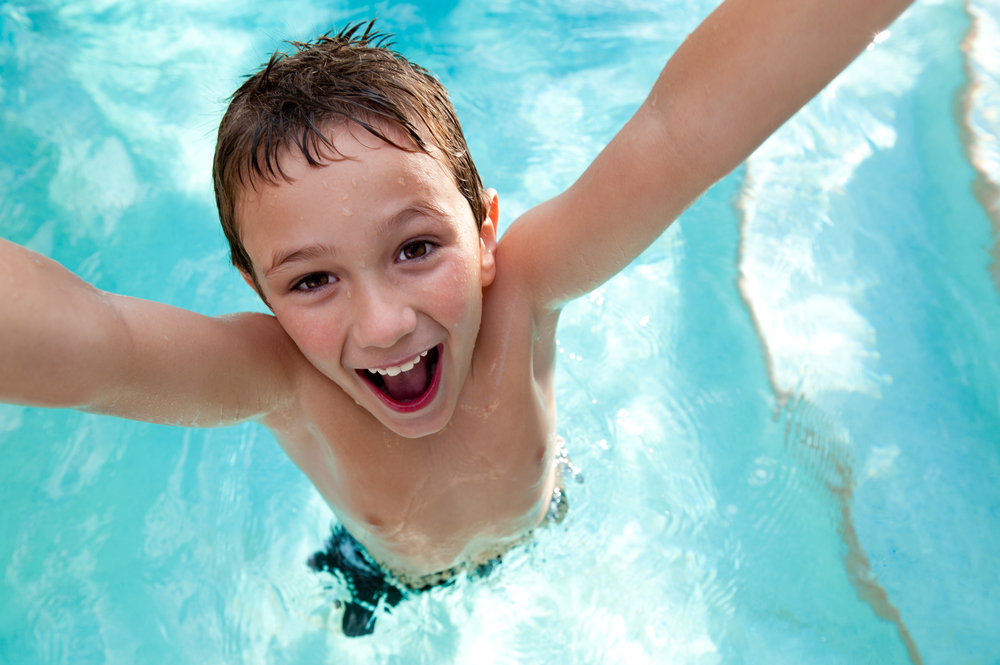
[2,0,999,662]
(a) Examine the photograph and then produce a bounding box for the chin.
[373,392,457,438]
[381,412,452,439]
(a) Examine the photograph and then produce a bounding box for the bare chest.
[271,329,557,573]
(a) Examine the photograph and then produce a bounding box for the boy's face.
[237,125,497,438]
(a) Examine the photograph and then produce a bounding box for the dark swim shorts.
[307,525,407,637]
[308,440,580,637]
[307,525,502,637]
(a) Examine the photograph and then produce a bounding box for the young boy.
[0,0,911,636]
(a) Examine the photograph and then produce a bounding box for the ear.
[479,189,499,288]
[484,188,500,228]
[240,269,273,309]
[240,269,257,292]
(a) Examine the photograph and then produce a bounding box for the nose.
[350,281,418,350]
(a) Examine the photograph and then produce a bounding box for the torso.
[263,268,560,579]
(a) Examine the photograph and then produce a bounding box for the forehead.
[235,124,471,267]
[240,122,452,204]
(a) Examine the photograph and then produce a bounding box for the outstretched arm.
[501,0,913,312]
[0,238,298,426]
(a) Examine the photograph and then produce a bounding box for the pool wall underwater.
[1,0,999,663]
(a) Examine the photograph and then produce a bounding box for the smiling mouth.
[357,345,441,413]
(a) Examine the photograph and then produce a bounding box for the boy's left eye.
[292,273,335,291]
[397,241,433,261]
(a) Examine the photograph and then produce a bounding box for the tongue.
[382,363,430,402]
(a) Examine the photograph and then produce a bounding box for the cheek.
[431,258,483,327]
[275,305,346,360]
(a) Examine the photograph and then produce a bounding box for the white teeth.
[368,351,426,377]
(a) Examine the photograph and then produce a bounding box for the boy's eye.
[293,273,333,291]
[398,241,432,261]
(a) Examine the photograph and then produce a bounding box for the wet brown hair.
[213,22,486,297]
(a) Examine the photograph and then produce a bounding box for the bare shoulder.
[478,244,561,392]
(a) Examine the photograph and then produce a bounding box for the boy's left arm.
[499,0,913,315]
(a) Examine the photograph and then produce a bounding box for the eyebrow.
[263,203,449,279]
[371,202,448,241]
[265,243,338,279]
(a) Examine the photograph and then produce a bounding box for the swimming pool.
[2,0,998,662]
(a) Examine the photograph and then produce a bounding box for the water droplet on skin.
[322,180,328,190]
[650,93,657,108]
[362,174,368,182]
[347,291,351,299]
[342,193,350,201]
[397,177,406,186]
[342,207,353,217]
[351,177,357,188]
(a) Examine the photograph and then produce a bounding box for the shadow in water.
[777,395,924,665]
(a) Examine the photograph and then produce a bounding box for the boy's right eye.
[292,273,335,292]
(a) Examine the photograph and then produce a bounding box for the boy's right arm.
[0,238,298,426]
